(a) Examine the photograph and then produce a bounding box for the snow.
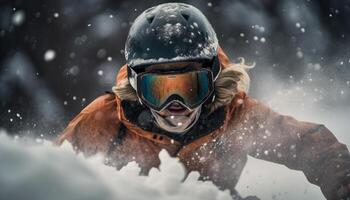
[2,53,63,125]
[0,132,232,200]
[74,35,88,45]
[44,50,56,61]
[96,61,118,87]
[296,51,303,58]
[236,155,325,200]
[12,10,25,26]
[259,37,266,43]
[158,22,186,42]
[128,55,213,67]
[66,65,79,76]
[90,14,120,38]
[97,49,107,58]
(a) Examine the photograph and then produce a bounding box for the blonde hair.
[113,58,253,113]
[207,57,253,112]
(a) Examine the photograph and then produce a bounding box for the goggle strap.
[212,56,221,81]
[127,66,138,91]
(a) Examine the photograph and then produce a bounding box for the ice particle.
[97,49,107,58]
[12,10,25,26]
[314,64,321,70]
[296,51,303,58]
[44,50,56,61]
[260,37,266,43]
[68,65,79,76]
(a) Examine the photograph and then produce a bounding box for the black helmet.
[125,2,220,84]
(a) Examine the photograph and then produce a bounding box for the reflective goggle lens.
[138,69,212,110]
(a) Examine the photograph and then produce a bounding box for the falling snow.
[44,50,56,61]
[12,10,25,26]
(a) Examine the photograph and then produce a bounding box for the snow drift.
[0,129,329,200]
[0,132,231,200]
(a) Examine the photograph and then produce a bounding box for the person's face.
[145,61,203,117]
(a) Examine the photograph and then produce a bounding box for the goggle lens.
[138,69,213,110]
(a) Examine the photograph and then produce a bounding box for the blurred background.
[1,0,350,141]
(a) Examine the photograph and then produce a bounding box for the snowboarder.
[57,3,350,200]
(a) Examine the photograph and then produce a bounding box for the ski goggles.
[136,68,214,111]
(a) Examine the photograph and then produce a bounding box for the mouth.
[158,102,192,116]
[167,102,187,113]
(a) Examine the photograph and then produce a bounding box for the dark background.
[1,0,350,139]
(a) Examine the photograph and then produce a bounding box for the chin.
[151,105,202,134]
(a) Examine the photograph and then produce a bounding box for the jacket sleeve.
[244,97,350,200]
[56,93,121,156]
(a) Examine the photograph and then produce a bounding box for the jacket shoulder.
[227,92,260,118]
[56,93,120,155]
[237,95,273,118]
[81,92,117,114]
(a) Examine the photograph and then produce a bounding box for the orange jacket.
[57,48,350,200]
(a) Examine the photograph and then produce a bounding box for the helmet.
[125,2,220,80]
[125,3,220,134]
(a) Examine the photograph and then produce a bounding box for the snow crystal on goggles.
[136,68,214,111]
